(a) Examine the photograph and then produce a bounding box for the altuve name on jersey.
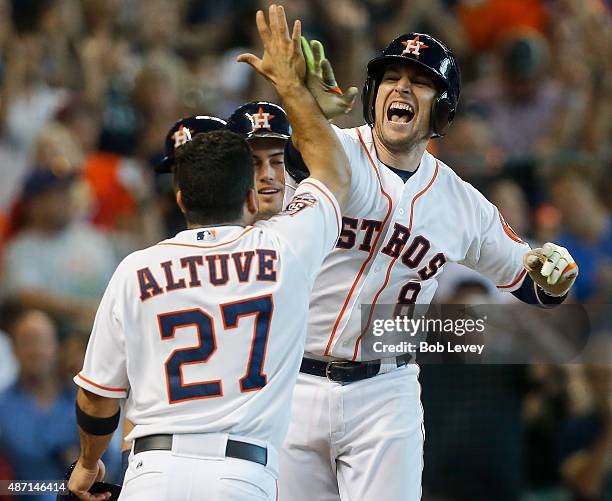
[137,249,278,301]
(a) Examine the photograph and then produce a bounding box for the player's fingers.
[301,36,314,71]
[524,254,540,270]
[276,5,290,41]
[342,86,359,109]
[311,39,326,62]
[321,58,337,87]
[561,261,579,281]
[541,252,562,277]
[523,248,544,272]
[72,489,109,501]
[311,40,325,74]
[542,242,557,259]
[291,19,301,53]
[255,9,271,47]
[88,492,111,501]
[236,53,262,71]
[547,257,568,285]
[268,4,279,38]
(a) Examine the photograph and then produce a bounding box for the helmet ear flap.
[430,90,455,138]
[362,75,377,127]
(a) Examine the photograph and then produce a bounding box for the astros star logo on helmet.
[172,125,193,149]
[401,36,429,58]
[248,107,275,131]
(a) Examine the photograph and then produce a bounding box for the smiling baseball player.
[227,101,292,218]
[67,6,351,501]
[278,32,579,500]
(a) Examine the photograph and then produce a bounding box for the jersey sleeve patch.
[280,192,319,216]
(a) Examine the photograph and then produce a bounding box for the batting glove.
[523,242,579,297]
[301,37,358,119]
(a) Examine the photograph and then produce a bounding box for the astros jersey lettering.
[75,179,340,449]
[305,125,530,360]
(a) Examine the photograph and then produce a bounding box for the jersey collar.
[358,124,436,186]
[161,225,248,246]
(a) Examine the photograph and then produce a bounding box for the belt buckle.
[325,361,352,382]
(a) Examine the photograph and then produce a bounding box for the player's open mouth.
[387,101,415,124]
[258,188,281,195]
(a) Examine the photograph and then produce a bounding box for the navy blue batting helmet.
[155,115,227,173]
[362,33,461,138]
[226,102,291,141]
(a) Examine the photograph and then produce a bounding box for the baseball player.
[68,7,350,501]
[119,104,294,468]
[276,33,579,500]
[118,114,228,470]
[226,101,292,217]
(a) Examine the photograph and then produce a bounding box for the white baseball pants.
[119,433,278,501]
[278,364,424,501]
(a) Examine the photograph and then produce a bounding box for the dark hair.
[11,0,56,34]
[173,130,254,225]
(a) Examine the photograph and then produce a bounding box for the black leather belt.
[133,435,268,466]
[300,354,412,384]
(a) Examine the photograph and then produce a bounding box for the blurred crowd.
[0,0,609,499]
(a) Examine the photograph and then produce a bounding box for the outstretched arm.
[238,5,350,209]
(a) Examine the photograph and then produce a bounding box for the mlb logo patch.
[197,229,217,241]
[281,193,318,216]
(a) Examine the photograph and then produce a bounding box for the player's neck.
[373,136,428,172]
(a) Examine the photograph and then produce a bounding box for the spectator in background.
[0,0,69,153]
[488,179,532,240]
[549,171,612,302]
[2,168,117,331]
[78,0,139,156]
[464,30,565,165]
[434,111,503,186]
[560,364,612,500]
[57,96,161,252]
[32,122,84,176]
[455,0,547,52]
[0,0,70,217]
[0,308,78,500]
[58,332,87,393]
[133,61,183,166]
[523,364,571,499]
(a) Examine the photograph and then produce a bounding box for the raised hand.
[237,5,305,94]
[301,37,358,119]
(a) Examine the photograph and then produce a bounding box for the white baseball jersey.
[74,178,340,450]
[305,124,530,360]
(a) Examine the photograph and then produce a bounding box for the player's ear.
[176,190,187,214]
[246,188,258,218]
